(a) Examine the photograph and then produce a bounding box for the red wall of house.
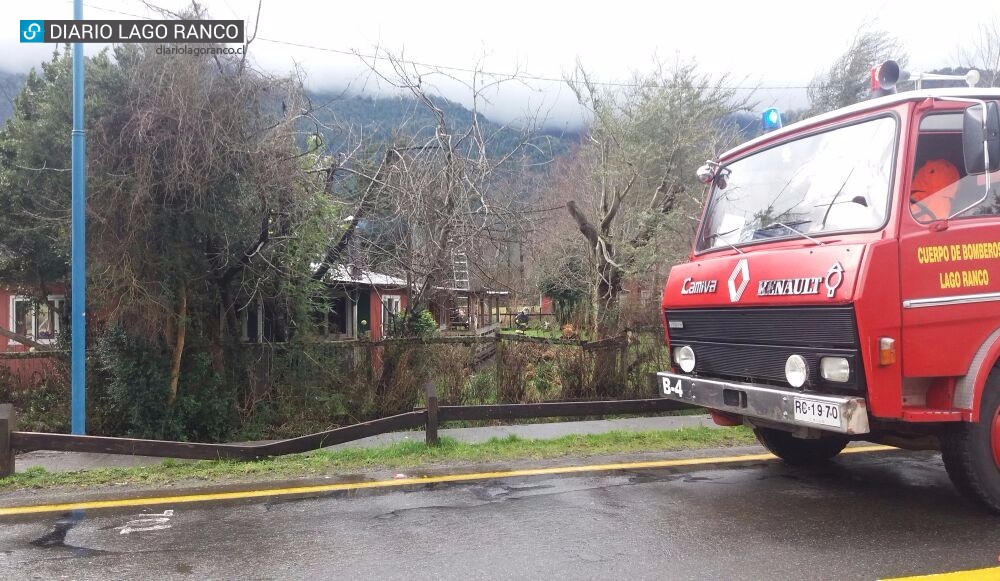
[0,357,57,389]
[369,291,383,342]
[368,287,408,342]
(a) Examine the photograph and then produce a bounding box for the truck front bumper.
[656,372,870,435]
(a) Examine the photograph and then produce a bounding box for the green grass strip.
[0,426,755,492]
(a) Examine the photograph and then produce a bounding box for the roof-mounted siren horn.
[870,60,910,97]
[870,60,982,97]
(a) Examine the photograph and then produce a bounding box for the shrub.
[232,341,377,438]
[464,370,496,405]
[405,308,438,337]
[434,345,473,405]
[94,326,235,441]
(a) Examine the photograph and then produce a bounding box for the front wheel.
[941,373,1000,512]
[754,427,849,465]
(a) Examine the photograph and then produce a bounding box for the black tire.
[941,372,1000,513]
[754,427,849,465]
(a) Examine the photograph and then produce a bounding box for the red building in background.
[0,287,65,387]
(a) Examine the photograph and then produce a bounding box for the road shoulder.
[0,442,774,511]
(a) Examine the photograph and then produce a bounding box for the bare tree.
[559,61,747,338]
[317,50,545,331]
[960,17,1000,87]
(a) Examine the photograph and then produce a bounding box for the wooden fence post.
[425,381,439,446]
[0,404,14,478]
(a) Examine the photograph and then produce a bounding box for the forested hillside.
[0,69,577,163]
[299,91,577,164]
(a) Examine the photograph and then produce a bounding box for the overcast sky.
[3,0,997,127]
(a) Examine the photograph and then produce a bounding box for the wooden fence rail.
[7,411,426,462]
[0,391,694,477]
[438,398,691,422]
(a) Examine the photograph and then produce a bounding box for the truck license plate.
[661,376,684,397]
[793,397,841,428]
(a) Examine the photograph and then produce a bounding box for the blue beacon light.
[762,108,782,131]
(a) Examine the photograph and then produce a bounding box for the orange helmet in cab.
[910,159,961,221]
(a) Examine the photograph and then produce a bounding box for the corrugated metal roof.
[326,265,408,287]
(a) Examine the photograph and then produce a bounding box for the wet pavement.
[2,448,999,579]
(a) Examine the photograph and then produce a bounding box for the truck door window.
[911,112,1000,223]
[698,116,896,252]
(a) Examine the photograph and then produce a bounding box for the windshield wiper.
[819,169,856,229]
[704,227,745,254]
[761,221,825,246]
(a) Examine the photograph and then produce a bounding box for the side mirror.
[963,101,1000,175]
[695,161,729,189]
[696,164,715,184]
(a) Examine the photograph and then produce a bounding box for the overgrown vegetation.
[0,7,333,441]
[495,331,666,402]
[0,331,667,439]
[0,3,557,442]
[93,327,235,441]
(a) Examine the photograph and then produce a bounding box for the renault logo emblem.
[824,262,844,298]
[728,258,749,302]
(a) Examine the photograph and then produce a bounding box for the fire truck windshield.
[697,116,897,252]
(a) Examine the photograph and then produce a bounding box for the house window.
[315,295,355,340]
[381,294,402,337]
[330,296,354,339]
[640,290,652,307]
[239,298,287,343]
[9,295,64,345]
[240,298,264,343]
[12,297,31,337]
[382,295,401,315]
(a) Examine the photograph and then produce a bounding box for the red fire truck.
[656,64,1000,510]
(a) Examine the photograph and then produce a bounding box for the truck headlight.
[820,357,850,383]
[785,354,808,388]
[673,345,696,373]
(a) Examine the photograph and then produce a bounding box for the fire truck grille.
[665,306,865,393]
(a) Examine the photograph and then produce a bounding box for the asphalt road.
[2,448,999,580]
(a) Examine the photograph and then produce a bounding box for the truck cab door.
[898,108,1000,401]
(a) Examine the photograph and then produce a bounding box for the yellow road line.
[884,566,1000,580]
[0,444,894,517]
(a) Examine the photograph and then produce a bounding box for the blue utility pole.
[71,0,87,435]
